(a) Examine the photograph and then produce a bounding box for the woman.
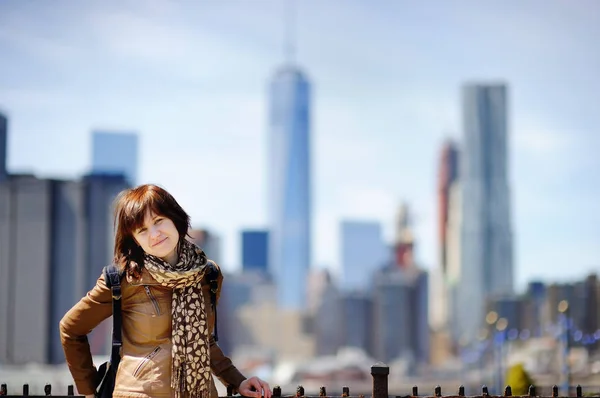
[60,184,271,398]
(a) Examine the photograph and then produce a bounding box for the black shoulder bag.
[206,260,220,342]
[95,264,123,398]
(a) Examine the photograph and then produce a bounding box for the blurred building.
[339,220,385,292]
[306,268,333,316]
[0,112,6,182]
[91,131,139,185]
[457,83,514,343]
[219,270,315,362]
[485,295,524,333]
[372,265,429,366]
[394,203,415,268]
[267,64,312,310]
[188,228,222,265]
[430,139,460,362]
[543,275,599,349]
[446,182,462,346]
[218,271,275,355]
[241,229,269,273]
[314,285,342,356]
[521,281,547,338]
[438,139,460,276]
[339,292,372,353]
[0,172,128,365]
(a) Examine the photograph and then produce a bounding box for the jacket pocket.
[132,346,162,378]
[144,286,161,315]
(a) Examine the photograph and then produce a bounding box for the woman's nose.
[149,226,160,239]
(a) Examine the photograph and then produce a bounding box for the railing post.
[458,385,465,396]
[273,386,282,397]
[482,385,489,396]
[44,384,51,396]
[296,385,304,397]
[319,386,327,397]
[23,384,29,396]
[371,362,389,398]
[412,386,418,397]
[576,385,582,397]
[342,386,350,397]
[0,384,6,396]
[434,386,441,397]
[505,386,512,397]
[67,385,74,396]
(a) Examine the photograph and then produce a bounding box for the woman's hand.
[238,376,272,398]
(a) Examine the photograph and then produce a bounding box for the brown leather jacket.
[59,262,246,398]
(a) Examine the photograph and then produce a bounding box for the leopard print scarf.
[143,239,211,398]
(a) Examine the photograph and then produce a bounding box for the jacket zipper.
[144,286,161,315]
[133,346,162,377]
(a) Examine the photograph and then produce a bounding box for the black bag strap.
[103,264,123,369]
[206,260,220,342]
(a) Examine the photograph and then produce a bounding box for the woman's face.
[132,210,180,265]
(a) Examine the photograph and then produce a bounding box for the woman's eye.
[155,218,163,224]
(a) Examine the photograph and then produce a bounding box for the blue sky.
[0,0,598,291]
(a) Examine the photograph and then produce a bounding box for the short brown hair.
[113,184,191,278]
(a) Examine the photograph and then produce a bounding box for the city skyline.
[0,0,598,292]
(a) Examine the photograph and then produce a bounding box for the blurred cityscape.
[0,1,599,396]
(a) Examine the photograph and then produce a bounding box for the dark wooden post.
[44,384,52,396]
[528,385,536,397]
[0,384,6,396]
[458,385,465,396]
[552,385,558,398]
[342,387,350,397]
[371,362,389,398]
[435,386,441,397]
[23,384,29,396]
[273,386,282,397]
[319,387,327,397]
[576,385,582,397]
[67,385,74,396]
[505,386,512,397]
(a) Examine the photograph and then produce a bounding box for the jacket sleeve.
[59,273,113,395]
[210,337,246,391]
[208,261,247,391]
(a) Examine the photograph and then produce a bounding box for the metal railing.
[0,363,592,398]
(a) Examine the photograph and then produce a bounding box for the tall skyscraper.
[267,31,312,309]
[340,220,385,292]
[241,229,269,273]
[91,131,139,185]
[0,112,7,182]
[457,83,514,342]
